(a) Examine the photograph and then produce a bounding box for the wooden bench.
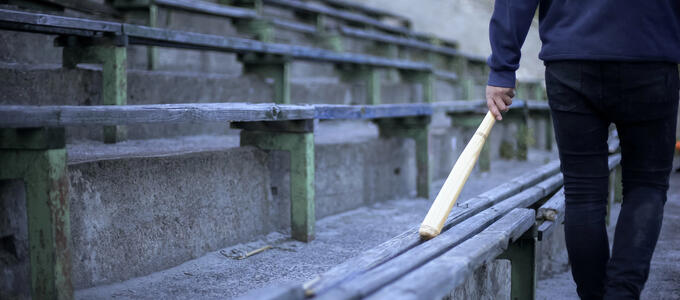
[312,0,411,29]
[0,100,480,298]
[0,99,558,299]
[0,8,447,140]
[237,154,622,300]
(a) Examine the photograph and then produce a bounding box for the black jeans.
[545,61,679,300]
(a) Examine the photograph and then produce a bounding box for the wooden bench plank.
[303,160,561,296]
[0,8,121,36]
[367,208,536,300]
[122,23,432,70]
[317,0,408,23]
[313,174,562,299]
[0,103,316,127]
[338,26,459,57]
[154,0,259,19]
[268,17,318,34]
[536,154,621,240]
[263,0,411,35]
[313,103,431,120]
[431,100,486,114]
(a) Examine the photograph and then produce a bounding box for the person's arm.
[486,0,540,120]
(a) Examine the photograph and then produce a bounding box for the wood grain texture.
[155,0,258,19]
[367,209,536,300]
[0,103,315,127]
[314,175,561,300]
[263,0,411,35]
[303,160,560,296]
[420,111,496,239]
[123,23,432,70]
[313,103,432,120]
[338,25,459,57]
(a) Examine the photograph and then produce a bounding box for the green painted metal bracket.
[498,229,537,300]
[374,116,432,198]
[233,120,315,242]
[400,70,435,103]
[0,128,73,300]
[338,65,382,105]
[59,35,128,143]
[447,113,491,172]
[240,53,291,104]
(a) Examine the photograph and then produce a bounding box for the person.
[485,1,680,299]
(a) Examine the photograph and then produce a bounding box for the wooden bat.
[419,111,497,239]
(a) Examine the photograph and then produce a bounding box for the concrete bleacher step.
[52,114,549,288]
[0,61,454,106]
[69,151,558,299]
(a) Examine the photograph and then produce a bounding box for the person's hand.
[486,85,515,121]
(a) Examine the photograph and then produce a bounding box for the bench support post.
[451,55,475,100]
[234,120,315,242]
[339,65,381,105]
[235,18,274,43]
[499,230,537,300]
[0,128,73,300]
[241,54,291,104]
[315,15,343,52]
[505,103,531,161]
[60,36,128,143]
[449,113,491,172]
[401,71,434,103]
[374,117,431,198]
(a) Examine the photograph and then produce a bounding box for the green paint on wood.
[375,117,431,198]
[499,235,537,300]
[100,46,128,143]
[478,141,491,172]
[63,43,128,143]
[240,130,315,242]
[0,130,72,300]
[516,123,533,161]
[338,67,381,105]
[236,19,274,43]
[545,115,554,151]
[243,60,291,104]
[462,78,475,100]
[499,140,515,159]
[401,71,435,103]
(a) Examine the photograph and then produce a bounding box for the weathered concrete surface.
[445,260,511,300]
[68,147,278,289]
[0,63,432,108]
[536,163,680,299]
[342,0,545,81]
[0,180,30,300]
[72,151,555,299]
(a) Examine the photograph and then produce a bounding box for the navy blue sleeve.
[487,0,540,88]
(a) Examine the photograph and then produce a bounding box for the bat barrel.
[419,111,496,239]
